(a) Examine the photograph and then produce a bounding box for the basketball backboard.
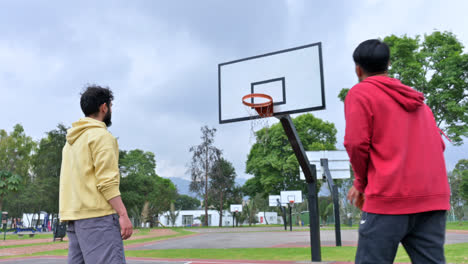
[230,204,242,213]
[299,150,351,180]
[280,190,303,204]
[268,195,285,207]
[218,42,325,124]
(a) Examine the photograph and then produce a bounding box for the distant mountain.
[165,177,197,197]
[165,177,249,197]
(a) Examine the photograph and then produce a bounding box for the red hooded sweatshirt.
[344,76,450,214]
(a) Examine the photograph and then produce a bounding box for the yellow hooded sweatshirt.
[59,117,121,221]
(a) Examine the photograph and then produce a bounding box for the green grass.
[0,228,195,259]
[446,221,468,230]
[123,245,468,263]
[9,244,468,263]
[0,241,67,250]
[2,233,54,240]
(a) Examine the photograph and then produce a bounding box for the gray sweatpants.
[67,214,126,264]
[356,210,446,264]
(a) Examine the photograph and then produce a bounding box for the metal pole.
[233,212,235,228]
[321,159,342,247]
[279,115,321,262]
[306,175,321,261]
[283,206,288,231]
[289,205,293,231]
[278,199,287,231]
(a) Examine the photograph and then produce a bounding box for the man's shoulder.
[88,128,116,149]
[88,127,115,139]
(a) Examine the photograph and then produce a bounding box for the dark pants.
[67,214,126,264]
[355,210,446,264]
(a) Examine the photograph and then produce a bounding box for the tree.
[119,149,177,227]
[339,31,468,145]
[318,196,334,225]
[119,149,157,177]
[251,193,270,225]
[0,171,21,213]
[189,126,222,226]
[147,176,177,226]
[0,124,36,212]
[456,159,468,202]
[165,202,180,227]
[242,199,258,226]
[208,158,236,227]
[175,194,200,210]
[242,177,263,198]
[245,113,337,196]
[449,159,468,223]
[31,124,67,216]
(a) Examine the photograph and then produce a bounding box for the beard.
[103,110,112,127]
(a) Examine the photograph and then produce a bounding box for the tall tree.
[189,126,222,226]
[175,194,200,210]
[456,159,468,202]
[119,149,177,227]
[450,159,468,223]
[0,124,36,212]
[252,193,270,225]
[339,31,468,145]
[31,124,67,215]
[246,113,337,196]
[208,158,236,227]
[147,176,177,226]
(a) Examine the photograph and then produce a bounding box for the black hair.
[80,85,114,116]
[353,39,390,74]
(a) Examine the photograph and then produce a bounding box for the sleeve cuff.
[353,178,366,193]
[100,185,121,201]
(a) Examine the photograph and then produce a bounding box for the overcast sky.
[1,0,467,181]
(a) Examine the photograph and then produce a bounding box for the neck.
[87,115,104,123]
[360,72,388,82]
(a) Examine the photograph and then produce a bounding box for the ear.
[355,65,362,78]
[99,103,108,114]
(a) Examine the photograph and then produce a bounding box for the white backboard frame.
[280,190,303,204]
[218,42,325,124]
[230,204,243,213]
[299,150,351,180]
[268,195,285,207]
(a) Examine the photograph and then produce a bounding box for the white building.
[158,210,281,227]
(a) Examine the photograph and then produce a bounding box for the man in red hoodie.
[344,39,450,264]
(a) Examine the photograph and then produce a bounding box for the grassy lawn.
[8,243,467,263]
[0,241,67,250]
[2,233,55,240]
[0,228,195,259]
[446,221,468,230]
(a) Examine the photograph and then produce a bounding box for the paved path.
[129,229,468,250]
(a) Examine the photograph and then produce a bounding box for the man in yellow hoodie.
[60,85,132,264]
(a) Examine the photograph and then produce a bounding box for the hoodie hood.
[66,117,107,145]
[363,76,425,112]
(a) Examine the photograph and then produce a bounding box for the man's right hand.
[119,214,133,240]
[108,196,133,240]
[347,186,365,210]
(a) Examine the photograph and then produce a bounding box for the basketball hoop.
[235,210,238,213]
[242,93,274,118]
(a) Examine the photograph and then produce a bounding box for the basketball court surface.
[0,256,353,264]
[1,228,466,264]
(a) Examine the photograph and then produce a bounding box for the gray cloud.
[0,0,466,182]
